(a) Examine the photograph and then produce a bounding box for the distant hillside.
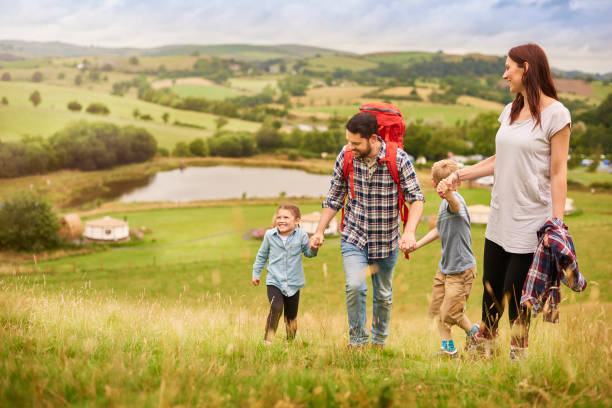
[0,40,348,61]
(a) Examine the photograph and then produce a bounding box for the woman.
[441,43,571,359]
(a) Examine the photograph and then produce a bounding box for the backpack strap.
[340,145,354,231]
[380,142,410,259]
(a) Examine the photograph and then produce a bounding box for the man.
[309,112,425,348]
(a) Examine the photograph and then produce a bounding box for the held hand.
[399,231,417,253]
[252,277,260,286]
[543,234,550,248]
[309,232,324,250]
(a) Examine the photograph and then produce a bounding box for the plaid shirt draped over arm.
[322,140,425,259]
[520,218,587,323]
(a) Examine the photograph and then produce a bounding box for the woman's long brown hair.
[508,43,558,127]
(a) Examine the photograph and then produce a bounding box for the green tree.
[67,101,82,112]
[133,108,140,119]
[31,71,43,82]
[29,90,41,107]
[255,125,283,151]
[86,102,110,115]
[172,142,191,157]
[215,117,229,132]
[279,75,310,96]
[0,192,61,251]
[189,138,209,157]
[466,112,499,156]
[129,56,139,65]
[162,112,170,123]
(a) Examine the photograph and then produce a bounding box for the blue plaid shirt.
[323,140,425,259]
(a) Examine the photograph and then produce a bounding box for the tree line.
[0,121,157,178]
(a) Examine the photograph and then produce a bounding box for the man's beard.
[354,143,371,158]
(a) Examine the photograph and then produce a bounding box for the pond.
[118,166,333,202]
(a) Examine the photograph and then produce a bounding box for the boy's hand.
[399,231,417,253]
[252,277,260,286]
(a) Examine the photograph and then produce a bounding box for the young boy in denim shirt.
[408,160,479,355]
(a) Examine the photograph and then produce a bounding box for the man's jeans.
[341,240,399,345]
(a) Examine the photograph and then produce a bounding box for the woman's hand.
[252,277,260,286]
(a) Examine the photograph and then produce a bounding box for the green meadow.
[168,84,245,100]
[294,103,494,124]
[0,81,260,148]
[1,187,610,406]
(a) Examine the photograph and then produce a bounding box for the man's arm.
[398,152,425,252]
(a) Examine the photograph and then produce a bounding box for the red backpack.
[341,103,410,257]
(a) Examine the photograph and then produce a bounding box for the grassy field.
[363,51,436,66]
[304,55,379,72]
[294,102,496,124]
[228,77,279,93]
[1,185,610,406]
[568,167,612,186]
[0,81,260,148]
[168,84,245,100]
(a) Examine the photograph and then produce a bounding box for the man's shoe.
[510,346,529,362]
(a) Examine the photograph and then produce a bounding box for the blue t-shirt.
[436,192,476,274]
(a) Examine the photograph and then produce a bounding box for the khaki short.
[428,266,476,325]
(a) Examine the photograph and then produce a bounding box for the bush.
[157,147,169,157]
[255,126,283,151]
[189,138,209,157]
[57,72,65,79]
[31,71,43,82]
[140,113,153,121]
[208,132,255,157]
[172,142,191,157]
[1,72,10,81]
[1,96,7,105]
[86,102,110,115]
[67,101,82,112]
[0,192,61,251]
[29,90,41,106]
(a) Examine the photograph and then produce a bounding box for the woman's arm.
[456,155,496,183]
[437,155,496,198]
[550,125,571,220]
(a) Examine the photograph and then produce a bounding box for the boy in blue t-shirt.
[407,160,479,356]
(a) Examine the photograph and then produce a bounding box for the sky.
[1,0,611,73]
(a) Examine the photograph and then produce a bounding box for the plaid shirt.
[520,218,587,323]
[323,140,425,259]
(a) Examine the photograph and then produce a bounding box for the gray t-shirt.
[436,192,476,274]
[486,101,571,253]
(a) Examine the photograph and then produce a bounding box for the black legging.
[481,239,533,347]
[265,285,300,341]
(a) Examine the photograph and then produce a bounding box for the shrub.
[57,72,65,79]
[74,75,82,85]
[1,72,10,81]
[0,192,61,251]
[157,147,169,157]
[67,101,82,112]
[255,126,283,151]
[140,113,153,121]
[189,138,209,157]
[86,102,110,115]
[29,90,41,106]
[172,142,191,157]
[1,96,7,105]
[31,71,43,82]
[208,132,255,157]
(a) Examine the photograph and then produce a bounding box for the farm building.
[58,213,83,240]
[300,212,338,236]
[83,216,129,242]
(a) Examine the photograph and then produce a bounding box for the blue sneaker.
[439,339,458,357]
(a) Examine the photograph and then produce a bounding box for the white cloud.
[1,0,611,72]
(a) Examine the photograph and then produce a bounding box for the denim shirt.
[252,226,317,296]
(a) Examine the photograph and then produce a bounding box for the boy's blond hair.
[432,159,459,185]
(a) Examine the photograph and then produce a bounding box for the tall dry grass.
[1,280,609,407]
